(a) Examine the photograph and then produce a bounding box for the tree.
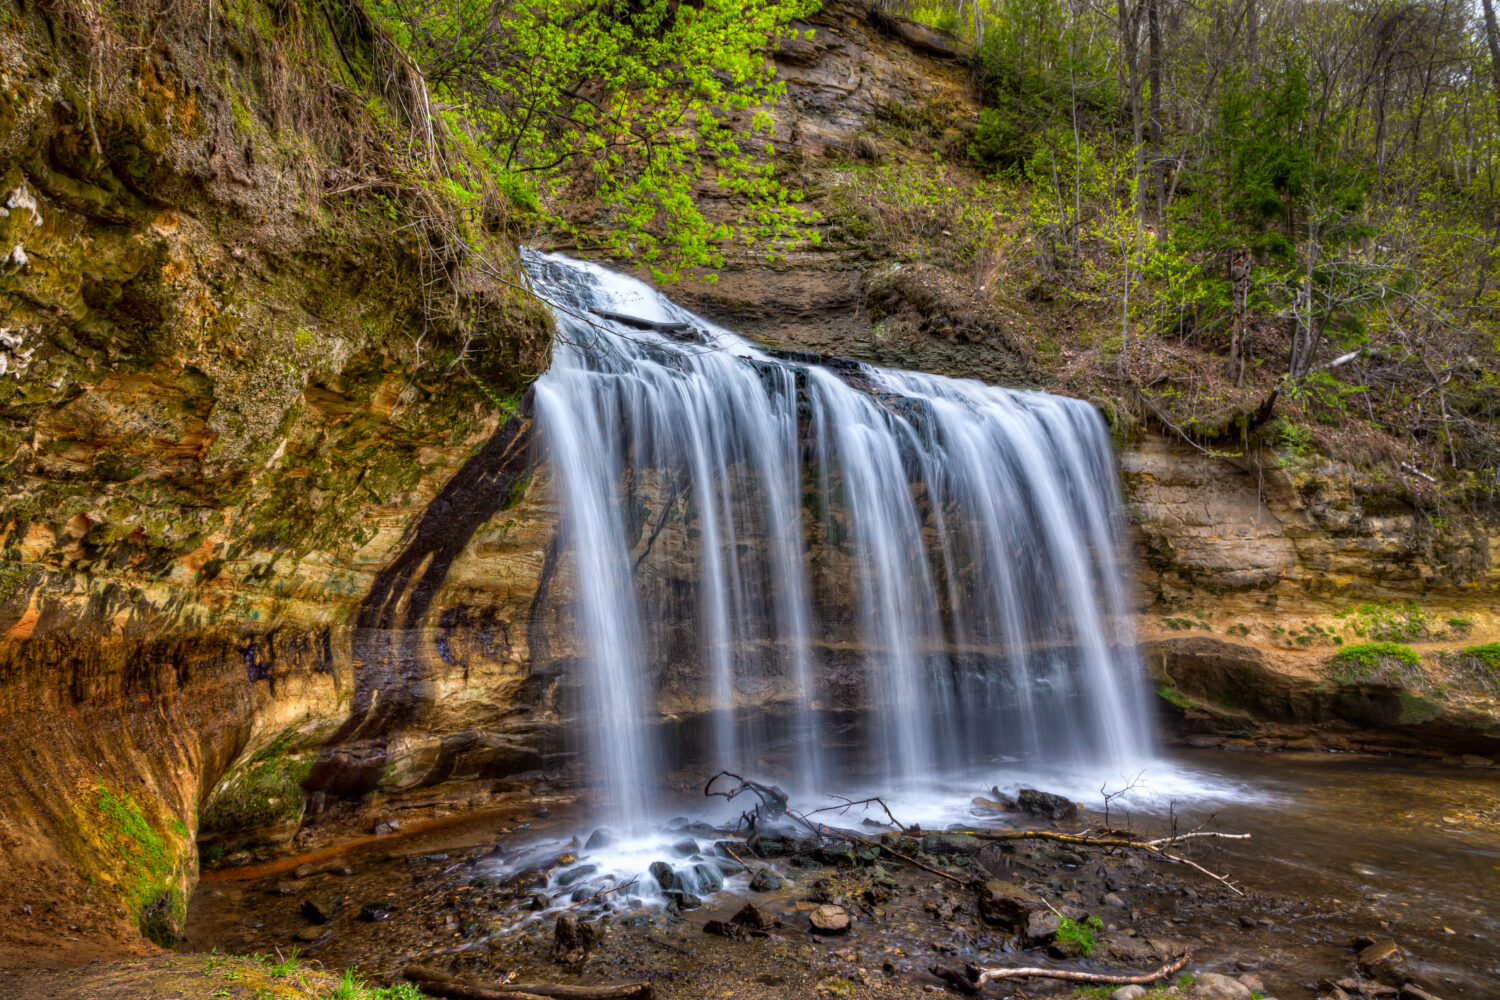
[371,0,821,280]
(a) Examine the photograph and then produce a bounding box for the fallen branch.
[931,950,1191,994]
[404,966,653,1000]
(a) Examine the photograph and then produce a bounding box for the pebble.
[292,863,315,879]
[1103,892,1126,908]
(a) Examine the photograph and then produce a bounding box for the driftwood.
[932,950,1191,994]
[404,966,653,1000]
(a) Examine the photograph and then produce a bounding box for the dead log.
[404,966,653,1000]
[931,950,1190,994]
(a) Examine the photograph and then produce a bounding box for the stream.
[183,748,1500,998]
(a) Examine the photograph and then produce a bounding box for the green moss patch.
[91,783,185,944]
[199,731,316,842]
[1155,683,1193,710]
[1330,642,1424,688]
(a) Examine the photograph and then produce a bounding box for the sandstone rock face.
[0,0,552,962]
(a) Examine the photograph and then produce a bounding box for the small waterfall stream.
[528,251,1152,830]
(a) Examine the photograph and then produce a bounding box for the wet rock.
[671,838,700,857]
[227,852,252,867]
[1025,908,1061,944]
[703,918,747,940]
[732,902,777,929]
[551,912,604,965]
[328,865,355,877]
[299,896,343,924]
[569,884,596,902]
[976,880,1046,930]
[373,818,400,836]
[1192,972,1254,1000]
[358,901,395,922]
[1359,940,1412,986]
[1103,892,1126,908]
[809,903,850,935]
[1238,914,1258,928]
[1017,788,1078,821]
[815,842,859,866]
[1237,974,1266,994]
[749,868,784,892]
[292,863,316,879]
[749,834,789,857]
[923,897,957,921]
[878,833,922,856]
[1110,988,1146,1000]
[692,862,725,893]
[922,833,981,856]
[556,864,599,888]
[585,828,612,851]
[529,893,552,911]
[292,926,327,944]
[666,891,702,910]
[506,868,549,891]
[269,882,299,897]
[649,861,675,891]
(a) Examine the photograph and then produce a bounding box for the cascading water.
[527,251,1152,830]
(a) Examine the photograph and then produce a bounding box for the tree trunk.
[1228,246,1252,386]
[1118,0,1145,220]
[1148,0,1164,221]
[1245,0,1259,86]
[1482,0,1500,135]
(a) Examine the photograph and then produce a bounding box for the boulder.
[732,902,777,929]
[1359,940,1411,986]
[975,880,1047,930]
[1024,908,1061,944]
[1017,788,1079,821]
[1110,988,1146,1000]
[691,862,725,894]
[1191,972,1254,1000]
[584,828,612,851]
[809,903,850,935]
[649,861,675,891]
[749,868,784,892]
[671,838,700,857]
[555,864,598,888]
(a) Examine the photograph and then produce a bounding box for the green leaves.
[373,0,820,279]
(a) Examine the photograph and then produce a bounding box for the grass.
[1330,642,1424,686]
[1054,914,1103,956]
[236,954,427,1000]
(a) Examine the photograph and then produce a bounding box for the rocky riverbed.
[150,749,1499,1000]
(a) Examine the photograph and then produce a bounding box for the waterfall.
[527,251,1152,829]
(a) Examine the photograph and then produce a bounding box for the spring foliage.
[370,0,822,279]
